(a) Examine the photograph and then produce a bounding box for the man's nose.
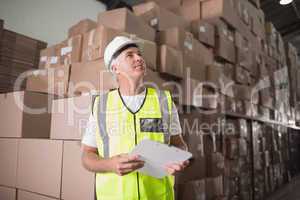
[134,54,143,62]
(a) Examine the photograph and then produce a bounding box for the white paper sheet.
[130,139,192,178]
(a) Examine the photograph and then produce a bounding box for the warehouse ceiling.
[260,0,300,55]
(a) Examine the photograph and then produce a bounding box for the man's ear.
[111,61,120,74]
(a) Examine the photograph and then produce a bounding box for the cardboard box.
[18,190,57,200]
[181,77,219,109]
[17,139,63,198]
[0,139,18,187]
[202,0,239,28]
[177,179,206,200]
[235,100,252,116]
[0,91,52,138]
[81,25,122,62]
[179,0,201,22]
[205,176,224,199]
[62,141,95,200]
[234,65,250,85]
[59,35,83,65]
[38,44,61,69]
[206,64,235,97]
[133,2,188,31]
[143,68,176,93]
[97,8,155,42]
[26,65,71,97]
[232,84,252,101]
[191,20,215,47]
[157,27,186,50]
[142,0,181,11]
[68,60,117,96]
[50,95,92,140]
[140,39,157,71]
[68,19,97,38]
[215,34,236,63]
[0,186,16,200]
[206,152,225,177]
[81,25,157,69]
[158,45,183,78]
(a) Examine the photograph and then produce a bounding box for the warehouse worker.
[81,36,189,200]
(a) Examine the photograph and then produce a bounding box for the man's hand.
[109,154,145,176]
[164,160,190,175]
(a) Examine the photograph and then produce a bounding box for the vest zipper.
[133,115,141,200]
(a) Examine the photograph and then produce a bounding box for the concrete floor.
[266,175,300,200]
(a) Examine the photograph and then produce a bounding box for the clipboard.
[130,139,192,178]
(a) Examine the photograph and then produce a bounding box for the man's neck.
[118,77,145,96]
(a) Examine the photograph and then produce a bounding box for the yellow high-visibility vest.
[93,87,174,200]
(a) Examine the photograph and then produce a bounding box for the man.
[81,36,189,200]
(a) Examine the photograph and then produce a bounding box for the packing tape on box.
[50,56,58,64]
[87,29,96,61]
[150,18,158,27]
[199,26,206,33]
[40,56,47,63]
[61,38,73,56]
[61,46,73,56]
[184,35,193,51]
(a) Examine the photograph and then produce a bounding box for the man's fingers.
[119,155,142,164]
[118,162,144,171]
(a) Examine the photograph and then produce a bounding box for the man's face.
[112,46,146,81]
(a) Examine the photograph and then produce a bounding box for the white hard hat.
[104,36,141,71]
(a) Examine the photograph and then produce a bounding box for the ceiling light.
[280,0,293,5]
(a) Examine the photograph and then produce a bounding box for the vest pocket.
[140,118,164,133]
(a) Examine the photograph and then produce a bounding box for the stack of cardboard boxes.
[1,0,300,199]
[252,122,290,199]
[0,20,47,94]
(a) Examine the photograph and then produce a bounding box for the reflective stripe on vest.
[93,87,174,200]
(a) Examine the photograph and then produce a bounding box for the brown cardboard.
[50,95,92,140]
[81,26,157,70]
[0,139,18,187]
[232,84,252,101]
[206,152,225,177]
[68,19,97,38]
[181,77,219,109]
[215,34,236,63]
[179,0,201,22]
[234,65,250,85]
[81,25,122,62]
[177,179,206,200]
[158,45,183,78]
[68,60,117,96]
[205,176,224,199]
[142,0,181,11]
[59,35,83,65]
[97,8,155,42]
[235,100,252,116]
[140,39,157,71]
[206,64,235,97]
[17,139,63,198]
[18,190,57,200]
[26,65,71,97]
[202,0,239,28]
[0,186,16,200]
[191,20,215,47]
[143,68,176,93]
[133,2,188,31]
[157,27,186,50]
[62,141,95,200]
[0,91,52,138]
[38,44,61,69]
